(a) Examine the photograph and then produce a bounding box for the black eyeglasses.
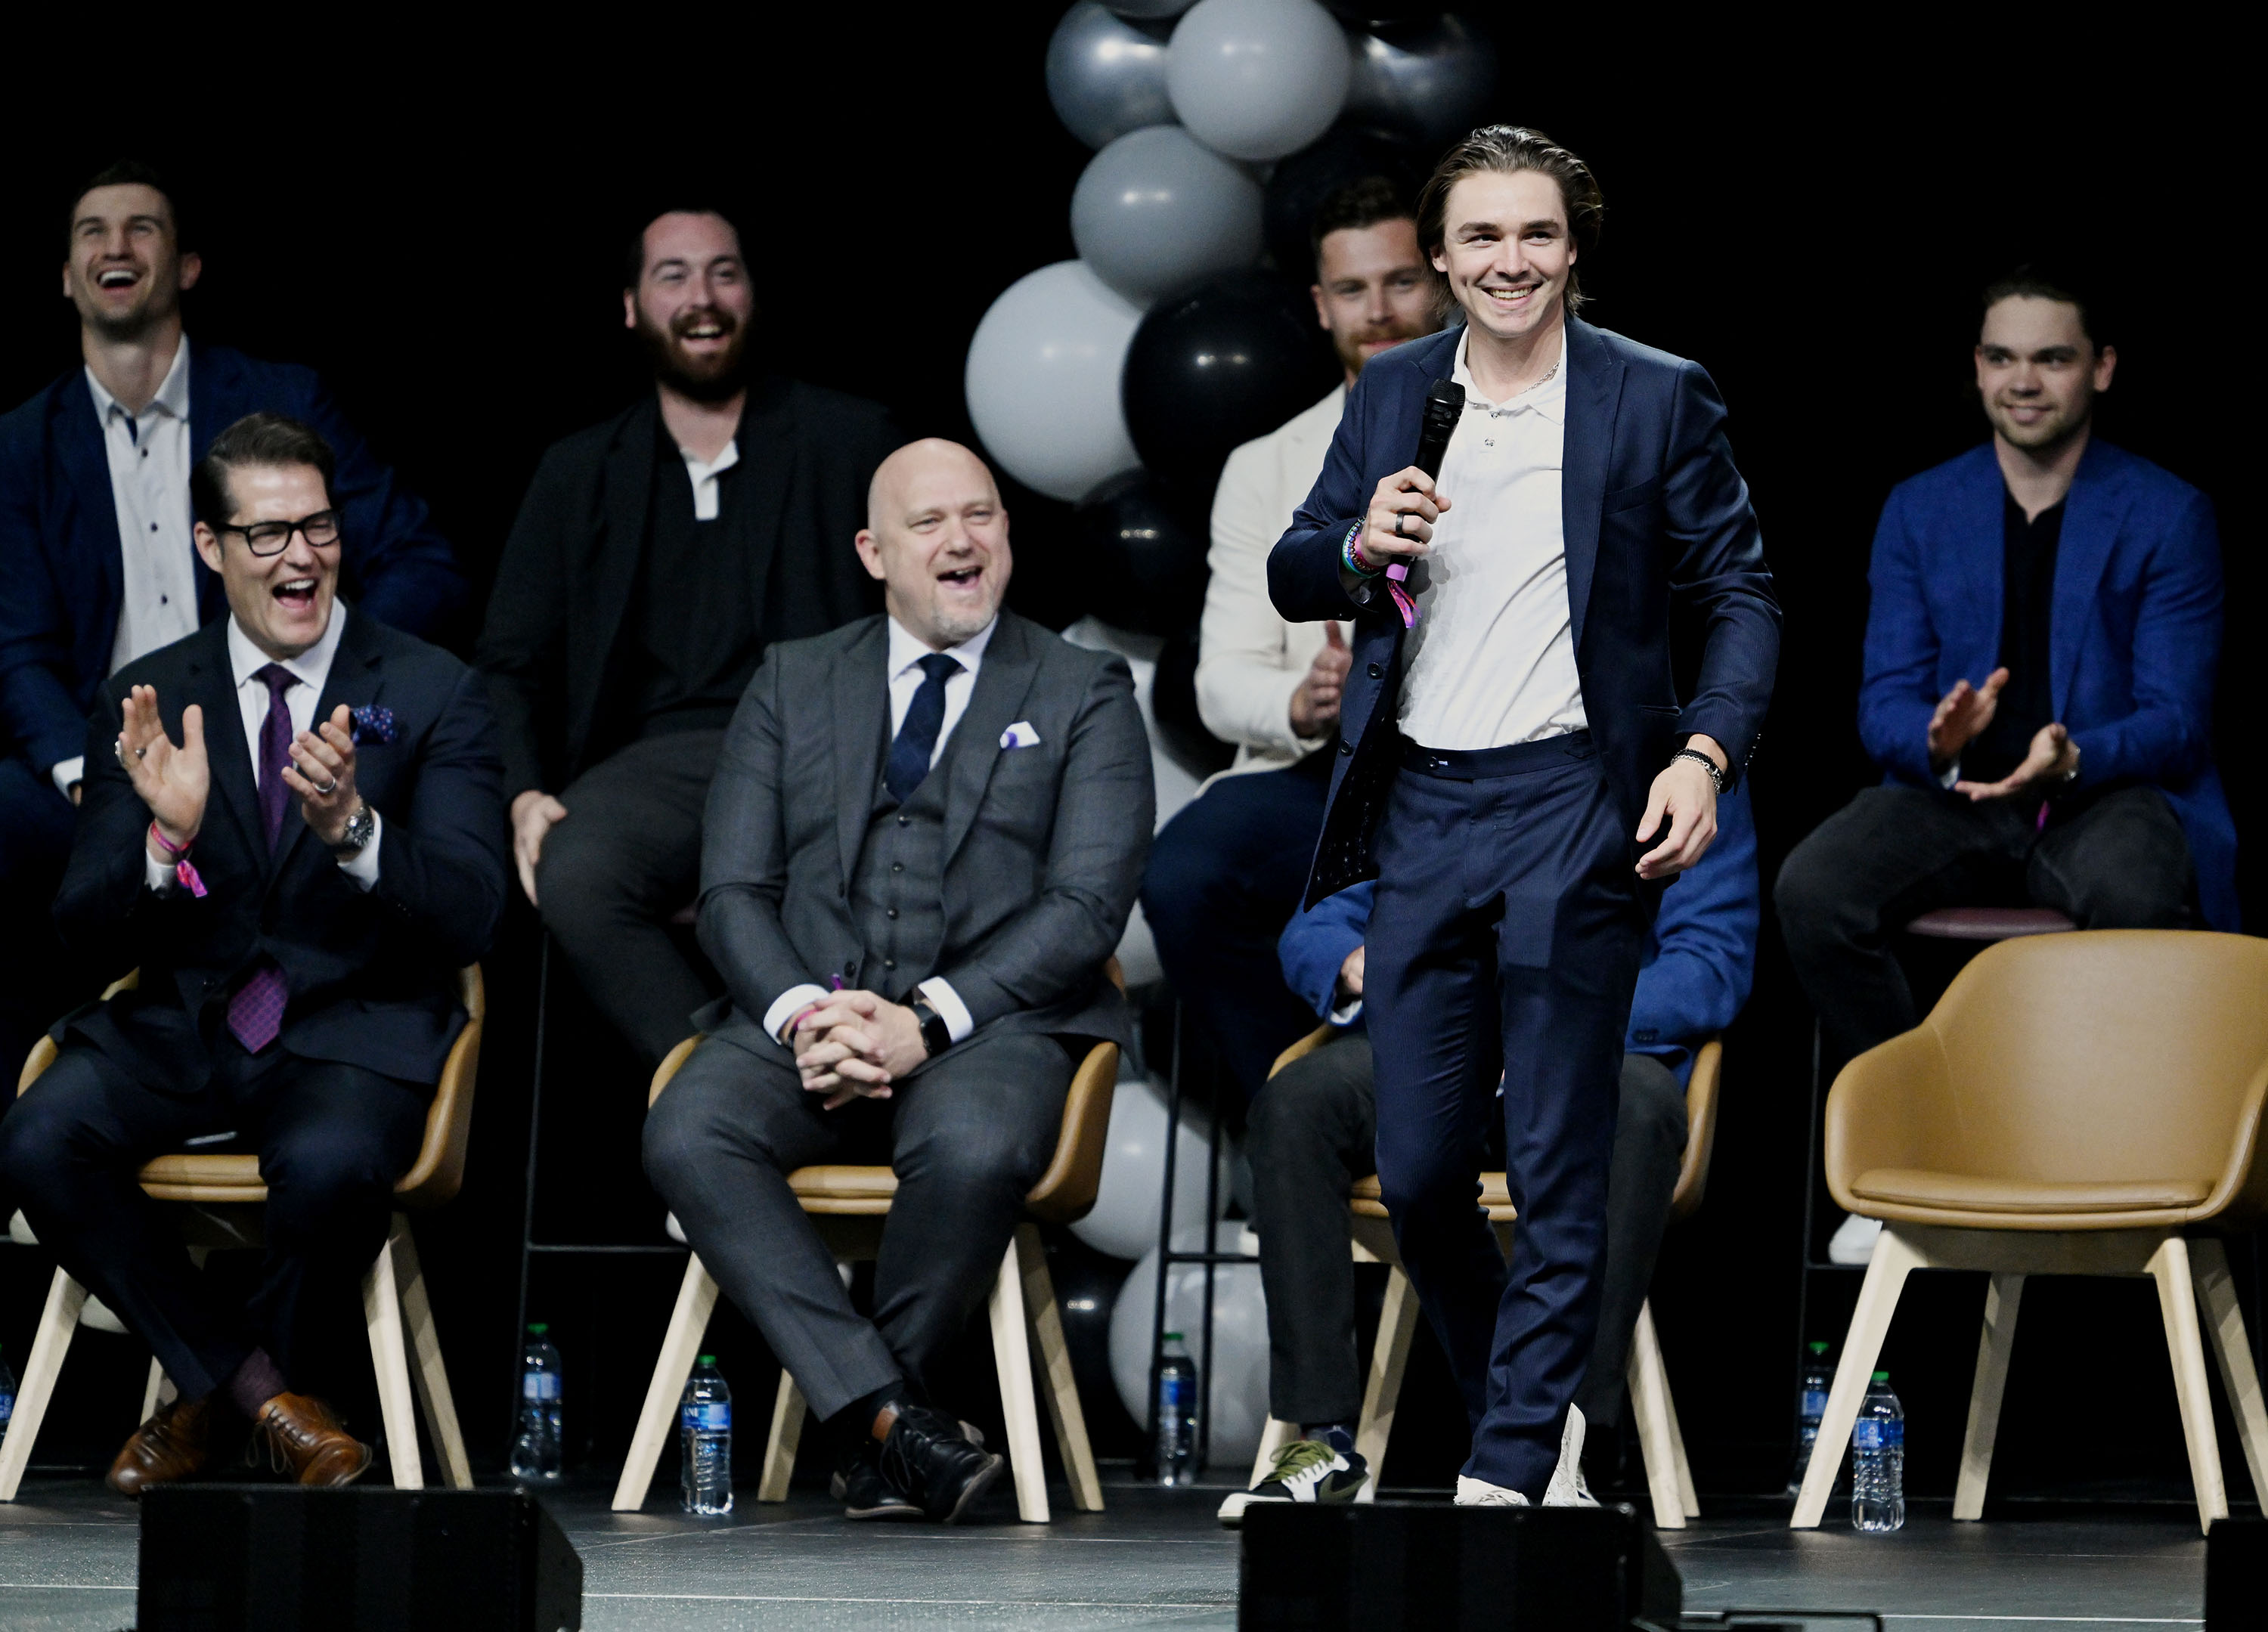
[220,510,342,557]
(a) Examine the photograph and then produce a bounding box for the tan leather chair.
[0,968,485,1501]
[1244,1022,1720,1528]
[610,965,1124,1522]
[1792,930,2268,1534]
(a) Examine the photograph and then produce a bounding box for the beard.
[635,303,751,402]
[1335,314,1433,380]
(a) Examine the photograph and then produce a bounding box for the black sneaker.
[831,1420,984,1502]
[878,1402,1004,1524]
[1218,1439,1371,1527]
[837,1439,922,1522]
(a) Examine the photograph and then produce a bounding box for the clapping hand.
[280,703,363,847]
[117,686,209,857]
[1953,722,2079,801]
[1928,669,2008,773]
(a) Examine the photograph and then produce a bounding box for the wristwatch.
[908,995,953,1058]
[330,798,376,858]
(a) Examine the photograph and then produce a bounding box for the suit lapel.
[54,376,130,628]
[834,621,891,888]
[2050,440,2125,718]
[1947,448,2005,682]
[1560,320,1622,657]
[185,340,231,624]
[732,376,797,636]
[182,624,260,862]
[269,615,383,883]
[943,616,1040,866]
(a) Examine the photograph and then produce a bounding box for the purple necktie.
[227,664,297,1051]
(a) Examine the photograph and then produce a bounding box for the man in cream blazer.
[1142,177,1440,1099]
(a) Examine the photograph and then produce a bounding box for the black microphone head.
[1411,378,1466,478]
[1425,379,1467,413]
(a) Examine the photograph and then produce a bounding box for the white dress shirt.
[680,438,739,522]
[1198,385,1354,773]
[1397,329,1588,751]
[759,614,999,1048]
[55,343,201,797]
[144,604,382,892]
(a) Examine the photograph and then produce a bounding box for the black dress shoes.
[835,1439,923,1522]
[877,1402,1003,1524]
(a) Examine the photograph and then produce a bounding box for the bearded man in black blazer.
[644,439,1152,1525]
[0,413,508,1496]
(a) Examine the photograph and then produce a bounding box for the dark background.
[1,23,2254,1510]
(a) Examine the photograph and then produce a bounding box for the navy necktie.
[885,653,962,804]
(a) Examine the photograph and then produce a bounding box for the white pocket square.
[1000,720,1041,750]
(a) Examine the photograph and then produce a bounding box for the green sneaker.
[1216,1438,1370,1526]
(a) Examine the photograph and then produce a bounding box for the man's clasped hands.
[789,992,931,1110]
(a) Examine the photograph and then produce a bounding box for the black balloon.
[1151,631,1236,780]
[1263,122,1433,280]
[1121,270,1342,508]
[1076,470,1210,638]
[1318,0,1448,23]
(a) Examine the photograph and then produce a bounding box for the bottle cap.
[699,1354,716,1365]
[1163,1332,1184,1342]
[527,1323,548,1336]
[1808,1341,1830,1355]
[1871,1370,1889,1384]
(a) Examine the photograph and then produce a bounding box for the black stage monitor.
[2208,1515,2263,1630]
[139,1484,582,1631]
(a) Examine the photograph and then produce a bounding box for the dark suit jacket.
[0,341,466,776]
[54,612,510,1089]
[1859,438,2235,930]
[475,377,902,798]
[694,611,1154,1068]
[1268,320,1781,906]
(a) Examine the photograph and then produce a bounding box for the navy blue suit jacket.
[0,341,465,777]
[1281,781,1761,1086]
[1268,320,1780,906]
[1858,438,2234,931]
[54,612,509,1090]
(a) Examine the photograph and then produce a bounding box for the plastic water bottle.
[680,1355,734,1515]
[1851,1370,1906,1532]
[1792,1340,1833,1485]
[1154,1332,1199,1487]
[510,1323,563,1483]
[0,1342,17,1453]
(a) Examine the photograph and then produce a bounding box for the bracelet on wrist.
[1672,747,1729,794]
[147,821,196,856]
[1341,521,1382,578]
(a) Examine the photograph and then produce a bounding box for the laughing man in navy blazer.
[1268,128,1778,1507]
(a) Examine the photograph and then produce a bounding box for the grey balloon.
[1071,125,1264,305]
[1343,14,1498,145]
[1048,3,1175,150]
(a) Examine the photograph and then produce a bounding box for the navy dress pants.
[0,756,83,1096]
[1364,732,1647,1496]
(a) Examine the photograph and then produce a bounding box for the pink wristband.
[147,821,195,856]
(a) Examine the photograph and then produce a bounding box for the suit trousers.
[1247,1035,1684,1435]
[0,1036,429,1401]
[534,727,725,1067]
[0,757,85,1100]
[1774,782,2194,1066]
[642,1028,1074,1421]
[1141,754,1332,1101]
[1363,733,1647,1495]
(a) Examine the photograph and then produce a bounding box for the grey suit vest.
[847,726,956,1003]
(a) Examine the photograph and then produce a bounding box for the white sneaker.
[1455,1475,1529,1506]
[1543,1401,1599,1508]
[1828,1213,1883,1265]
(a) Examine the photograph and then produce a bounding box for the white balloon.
[964,261,1144,503]
[1048,3,1175,150]
[1070,1067,1226,1260]
[1108,1222,1272,1469]
[1167,0,1352,163]
[1073,125,1264,305]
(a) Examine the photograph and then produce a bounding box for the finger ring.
[134,747,147,760]
[1396,512,1411,538]
[113,742,125,766]
[315,776,339,796]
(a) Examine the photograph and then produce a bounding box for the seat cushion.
[1349,1173,1516,1222]
[1851,1167,2211,1214]
[1904,907,2076,942]
[136,1154,267,1203]
[787,1164,898,1213]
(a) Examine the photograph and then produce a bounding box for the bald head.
[856,439,1012,649]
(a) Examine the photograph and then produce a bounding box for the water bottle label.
[1851,1419,1904,1450]
[1800,1388,1827,1419]
[682,1401,730,1432]
[522,1371,561,1401]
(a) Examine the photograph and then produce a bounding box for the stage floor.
[0,1470,2211,1630]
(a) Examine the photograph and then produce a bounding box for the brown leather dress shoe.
[255,1392,373,1487]
[108,1394,214,1497]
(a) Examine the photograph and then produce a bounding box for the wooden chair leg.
[2192,1237,2268,1509]
[1015,1224,1104,1513]
[758,1370,807,1504]
[1625,1298,1685,1530]
[611,1253,719,1513]
[987,1232,1051,1522]
[361,1229,423,1490]
[1661,1356,1699,1519]
[2148,1234,2228,1533]
[388,1215,472,1490]
[1250,1417,1297,1489]
[1792,1223,1924,1528]
[1954,1271,2024,1521]
[140,1358,175,1426]
[1355,1265,1421,1503]
[0,1269,87,1501]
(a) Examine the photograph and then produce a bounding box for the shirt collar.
[228,599,349,696]
[886,612,997,681]
[680,438,739,482]
[83,338,191,426]
[1451,327,1569,423]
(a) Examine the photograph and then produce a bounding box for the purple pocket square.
[350,705,398,745]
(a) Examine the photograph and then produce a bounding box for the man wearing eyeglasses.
[0,412,508,1497]
[0,160,465,1086]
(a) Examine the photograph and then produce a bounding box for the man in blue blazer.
[1777,271,2226,1122]
[0,163,464,1082]
[1223,783,1757,1520]
[1268,128,1777,1507]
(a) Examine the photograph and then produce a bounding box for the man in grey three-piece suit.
[644,439,1154,1525]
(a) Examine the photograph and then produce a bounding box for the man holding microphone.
[1269,128,1777,1506]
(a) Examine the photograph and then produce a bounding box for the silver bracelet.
[1672,747,1728,794]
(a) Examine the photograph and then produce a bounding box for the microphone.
[1411,378,1465,481]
